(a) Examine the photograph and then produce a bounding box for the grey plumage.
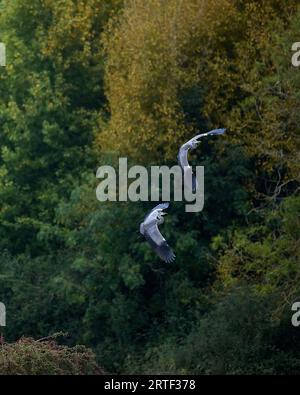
[178,128,226,192]
[140,203,175,263]
[138,128,226,263]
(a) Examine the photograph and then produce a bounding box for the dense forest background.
[0,0,300,374]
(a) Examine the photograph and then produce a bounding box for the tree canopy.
[0,0,299,374]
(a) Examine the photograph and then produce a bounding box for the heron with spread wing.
[140,203,175,263]
[178,128,226,192]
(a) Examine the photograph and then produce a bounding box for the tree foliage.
[0,0,300,374]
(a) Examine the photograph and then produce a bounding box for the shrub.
[0,336,105,375]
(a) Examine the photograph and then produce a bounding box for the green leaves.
[217,196,300,305]
[0,0,300,374]
[0,1,119,254]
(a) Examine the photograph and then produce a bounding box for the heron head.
[191,139,200,149]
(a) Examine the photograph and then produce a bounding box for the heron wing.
[151,202,170,212]
[144,222,175,263]
[178,145,190,169]
[144,202,170,221]
[182,166,197,193]
[192,173,198,193]
[178,128,226,169]
[207,128,226,136]
[192,128,226,141]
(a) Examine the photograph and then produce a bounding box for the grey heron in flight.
[178,128,226,192]
[140,202,175,263]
